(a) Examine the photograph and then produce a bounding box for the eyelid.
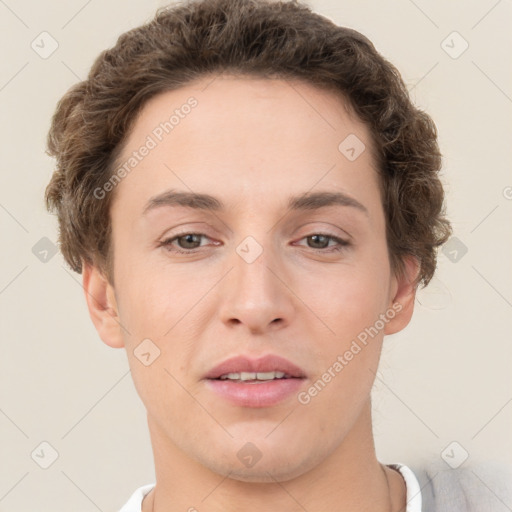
[294,232,349,243]
[295,220,353,241]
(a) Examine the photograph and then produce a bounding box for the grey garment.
[410,460,512,511]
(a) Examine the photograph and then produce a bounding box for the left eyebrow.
[141,189,368,216]
[287,191,368,215]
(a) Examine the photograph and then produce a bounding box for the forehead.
[111,74,381,217]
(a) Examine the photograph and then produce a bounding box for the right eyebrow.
[142,189,222,216]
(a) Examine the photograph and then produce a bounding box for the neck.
[142,401,406,512]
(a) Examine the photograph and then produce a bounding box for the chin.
[198,447,319,484]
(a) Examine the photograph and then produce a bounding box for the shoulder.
[409,460,512,512]
[119,483,155,512]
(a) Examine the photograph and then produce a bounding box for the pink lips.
[204,354,306,379]
[203,354,307,408]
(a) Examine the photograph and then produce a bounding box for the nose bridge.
[233,233,282,303]
[218,232,293,331]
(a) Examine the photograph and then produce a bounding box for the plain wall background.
[1,0,511,510]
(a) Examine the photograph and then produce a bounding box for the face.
[85,74,415,483]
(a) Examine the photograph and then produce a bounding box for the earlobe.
[82,262,125,348]
[384,256,420,336]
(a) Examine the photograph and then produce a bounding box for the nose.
[217,238,295,335]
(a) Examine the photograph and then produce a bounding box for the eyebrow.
[142,189,368,216]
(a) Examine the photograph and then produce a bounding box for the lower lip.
[205,378,305,408]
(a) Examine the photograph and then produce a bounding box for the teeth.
[219,372,240,380]
[218,371,287,381]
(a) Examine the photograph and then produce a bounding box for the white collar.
[119,463,422,511]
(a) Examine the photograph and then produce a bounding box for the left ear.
[384,256,420,335]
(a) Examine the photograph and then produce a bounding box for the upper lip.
[204,354,306,379]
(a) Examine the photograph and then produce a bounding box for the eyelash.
[160,232,350,254]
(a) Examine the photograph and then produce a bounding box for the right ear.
[82,262,125,348]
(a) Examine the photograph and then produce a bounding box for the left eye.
[295,233,349,252]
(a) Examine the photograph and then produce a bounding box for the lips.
[204,354,307,407]
[204,354,306,380]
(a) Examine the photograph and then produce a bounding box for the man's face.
[100,75,408,481]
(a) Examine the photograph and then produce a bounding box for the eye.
[296,233,350,253]
[159,232,350,255]
[160,232,213,254]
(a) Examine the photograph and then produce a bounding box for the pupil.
[310,234,327,248]
[181,234,199,248]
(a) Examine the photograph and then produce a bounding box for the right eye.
[160,232,213,253]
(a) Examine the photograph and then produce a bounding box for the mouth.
[204,354,306,407]
[204,353,306,380]
[216,370,291,382]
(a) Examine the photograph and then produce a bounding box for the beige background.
[1,0,511,510]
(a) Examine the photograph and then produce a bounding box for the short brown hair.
[45,0,451,287]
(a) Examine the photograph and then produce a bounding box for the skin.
[83,74,418,511]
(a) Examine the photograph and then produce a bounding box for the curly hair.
[45,0,451,287]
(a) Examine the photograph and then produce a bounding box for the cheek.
[300,276,387,417]
[310,264,391,337]
[301,254,392,383]
[114,268,192,408]
[113,255,182,341]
